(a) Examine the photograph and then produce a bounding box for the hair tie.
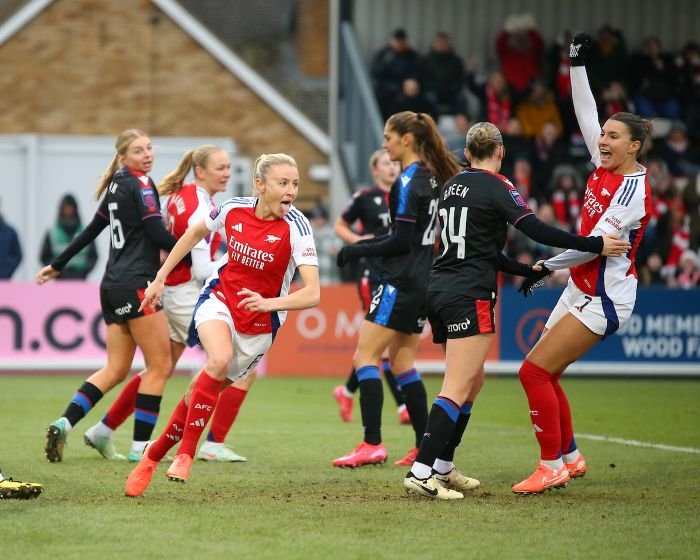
[416,112,423,120]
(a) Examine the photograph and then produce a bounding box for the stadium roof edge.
[0,0,331,155]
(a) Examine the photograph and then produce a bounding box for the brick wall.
[0,0,327,208]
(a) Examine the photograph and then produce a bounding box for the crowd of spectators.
[369,17,700,290]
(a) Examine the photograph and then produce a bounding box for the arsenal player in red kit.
[125,153,320,496]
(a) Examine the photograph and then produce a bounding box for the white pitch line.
[577,433,700,454]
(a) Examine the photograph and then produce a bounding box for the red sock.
[552,373,575,454]
[518,360,561,460]
[102,374,142,430]
[206,386,249,443]
[178,372,222,458]
[148,397,188,462]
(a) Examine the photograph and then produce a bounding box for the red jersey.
[163,183,222,286]
[203,197,318,335]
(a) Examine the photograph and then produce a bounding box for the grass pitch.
[1,374,699,560]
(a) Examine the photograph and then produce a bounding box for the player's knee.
[205,353,232,378]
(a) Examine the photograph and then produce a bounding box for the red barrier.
[267,284,500,376]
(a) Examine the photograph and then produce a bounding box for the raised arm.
[569,33,601,166]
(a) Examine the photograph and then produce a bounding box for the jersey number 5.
[438,206,468,259]
[108,202,125,249]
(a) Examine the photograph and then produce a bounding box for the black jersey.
[380,162,440,289]
[98,168,163,289]
[430,168,533,298]
[341,185,391,277]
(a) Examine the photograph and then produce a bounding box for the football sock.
[178,372,222,458]
[356,365,383,445]
[542,458,565,470]
[395,368,427,447]
[133,393,161,443]
[562,449,581,464]
[63,382,103,427]
[413,396,460,475]
[519,360,561,460]
[552,373,576,454]
[382,358,405,407]
[438,401,473,462]
[93,421,113,438]
[101,374,142,430]
[148,397,188,462]
[432,458,454,475]
[206,385,249,443]
[345,368,359,394]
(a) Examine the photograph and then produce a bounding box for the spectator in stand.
[673,249,700,289]
[532,121,572,197]
[515,79,564,139]
[446,112,472,161]
[682,173,700,250]
[496,13,544,103]
[40,194,98,280]
[547,30,577,138]
[371,29,422,119]
[588,25,628,94]
[0,195,22,279]
[656,122,700,178]
[512,158,534,203]
[657,197,689,281]
[640,252,666,286]
[389,78,438,120]
[600,81,635,120]
[548,164,583,233]
[466,68,512,132]
[307,203,342,284]
[422,32,467,117]
[501,118,534,179]
[676,42,700,142]
[629,37,681,120]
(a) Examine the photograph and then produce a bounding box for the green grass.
[1,375,699,559]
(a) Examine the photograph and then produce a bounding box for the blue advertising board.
[499,286,700,366]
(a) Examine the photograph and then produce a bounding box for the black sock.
[396,369,428,447]
[415,397,460,468]
[439,402,473,462]
[345,368,359,393]
[357,366,383,445]
[63,382,103,427]
[133,393,162,442]
[382,358,405,407]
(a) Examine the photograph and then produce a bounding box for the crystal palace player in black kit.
[332,148,411,426]
[36,129,178,463]
[402,122,630,499]
[333,111,463,468]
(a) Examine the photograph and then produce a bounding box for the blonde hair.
[95,129,149,200]
[157,144,224,196]
[368,148,388,173]
[252,153,298,195]
[465,122,503,161]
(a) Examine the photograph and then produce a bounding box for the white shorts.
[194,294,271,382]
[163,279,201,345]
[545,279,634,339]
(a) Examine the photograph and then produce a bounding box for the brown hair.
[94,129,149,199]
[386,111,461,185]
[465,121,503,161]
[608,112,654,159]
[157,144,225,196]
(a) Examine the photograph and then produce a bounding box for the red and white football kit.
[544,66,651,337]
[161,183,223,344]
[193,197,318,380]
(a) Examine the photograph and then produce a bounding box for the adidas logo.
[569,44,581,57]
[166,434,181,442]
[533,423,543,433]
[231,223,243,232]
[189,418,205,427]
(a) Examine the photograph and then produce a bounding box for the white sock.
[0,472,4,483]
[562,449,581,464]
[397,404,407,414]
[130,441,148,455]
[61,417,73,432]
[410,461,432,480]
[342,387,354,398]
[541,458,565,470]
[93,421,113,438]
[432,459,454,475]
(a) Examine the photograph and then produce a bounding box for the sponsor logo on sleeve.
[509,189,527,207]
[604,215,622,230]
[302,247,317,258]
[140,187,157,211]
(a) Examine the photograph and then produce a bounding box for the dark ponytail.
[386,111,461,185]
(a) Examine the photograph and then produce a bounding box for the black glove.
[336,244,361,268]
[518,263,551,298]
[569,32,593,67]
